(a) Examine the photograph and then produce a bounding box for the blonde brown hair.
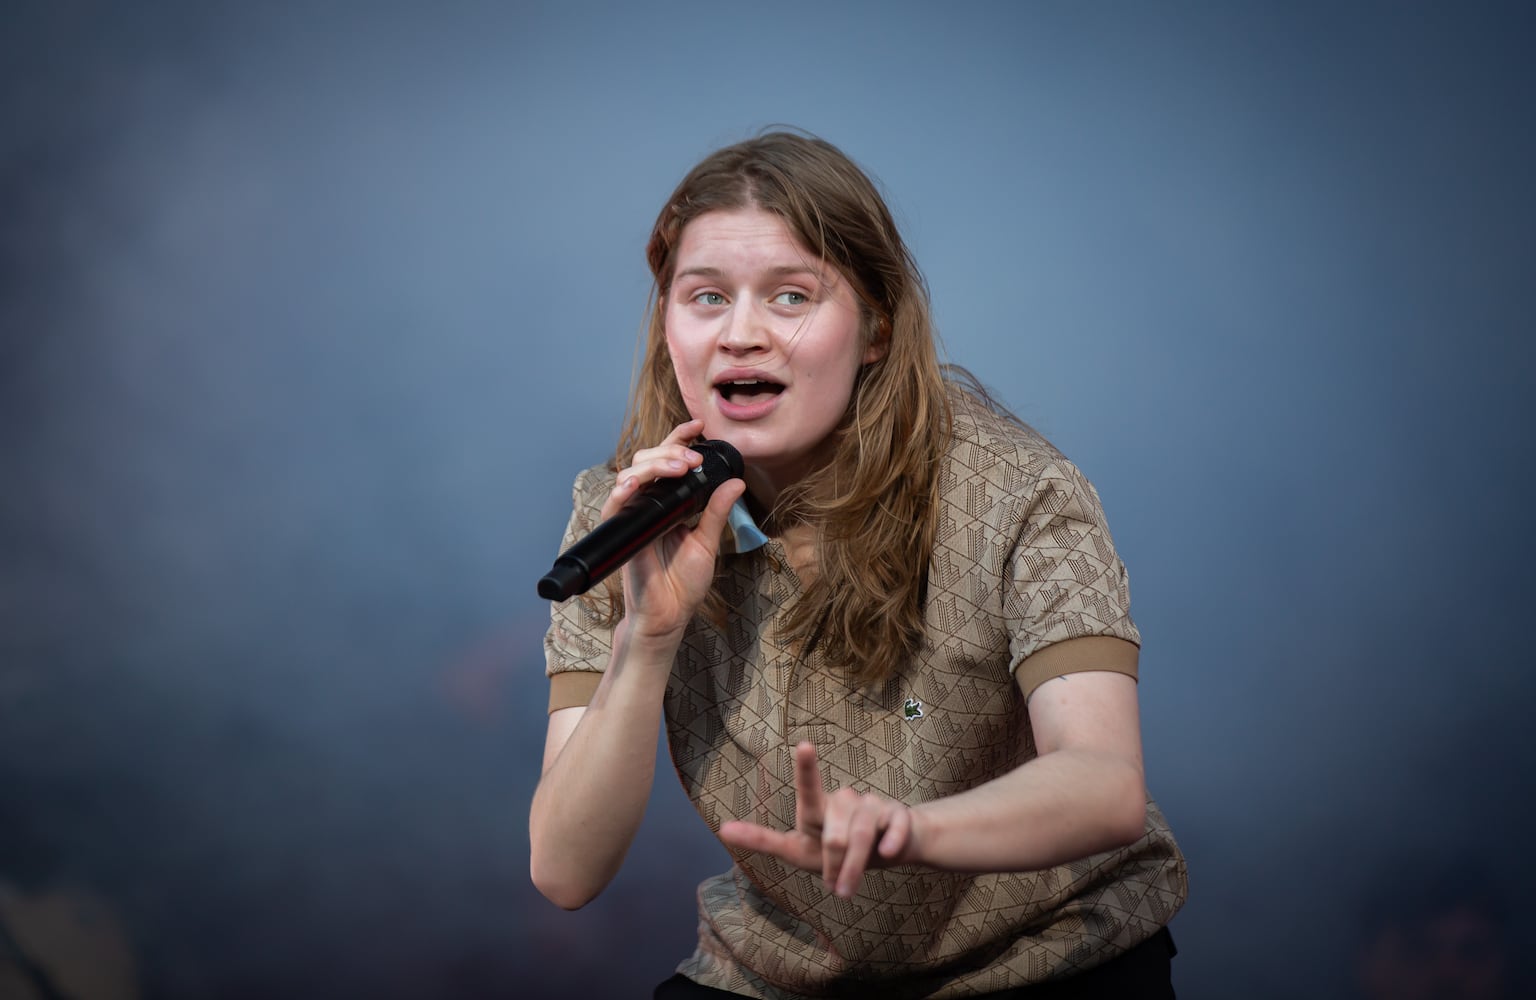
[614,130,952,685]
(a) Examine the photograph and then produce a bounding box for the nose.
[719,299,770,354]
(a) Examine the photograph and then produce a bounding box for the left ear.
[862,317,891,364]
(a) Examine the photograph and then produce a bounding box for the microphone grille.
[694,439,743,483]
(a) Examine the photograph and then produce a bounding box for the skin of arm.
[529,421,745,910]
[718,668,1148,898]
[528,622,679,910]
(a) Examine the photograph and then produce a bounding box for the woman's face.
[664,208,884,502]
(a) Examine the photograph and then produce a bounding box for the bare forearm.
[528,622,679,908]
[909,749,1147,873]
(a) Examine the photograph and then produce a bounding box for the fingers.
[823,792,897,897]
[734,744,914,900]
[793,742,826,833]
[604,419,707,518]
[877,803,913,862]
[718,820,814,868]
[717,819,786,855]
[820,787,858,888]
[821,788,910,898]
[694,476,746,540]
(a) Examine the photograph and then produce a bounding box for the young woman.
[530,132,1187,998]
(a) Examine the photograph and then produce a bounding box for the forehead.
[673,208,823,273]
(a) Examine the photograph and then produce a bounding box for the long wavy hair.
[611,131,952,686]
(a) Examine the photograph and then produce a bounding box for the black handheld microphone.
[537,439,744,601]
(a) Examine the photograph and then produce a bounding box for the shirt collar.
[725,499,770,554]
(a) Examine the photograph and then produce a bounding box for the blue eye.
[694,292,726,306]
[774,291,808,306]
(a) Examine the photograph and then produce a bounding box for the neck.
[740,433,843,517]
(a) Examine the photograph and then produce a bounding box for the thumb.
[694,478,747,542]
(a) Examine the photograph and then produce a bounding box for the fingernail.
[622,476,637,491]
[683,450,702,465]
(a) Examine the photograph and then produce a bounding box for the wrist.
[615,615,686,655]
[903,801,938,868]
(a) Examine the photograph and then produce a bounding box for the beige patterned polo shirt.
[544,391,1187,997]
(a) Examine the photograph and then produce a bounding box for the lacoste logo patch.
[902,698,924,722]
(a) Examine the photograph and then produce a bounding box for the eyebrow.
[673,264,827,282]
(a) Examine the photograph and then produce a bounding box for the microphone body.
[538,439,743,601]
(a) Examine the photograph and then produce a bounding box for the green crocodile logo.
[902,698,924,721]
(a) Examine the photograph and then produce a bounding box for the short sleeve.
[1004,458,1141,698]
[544,465,619,712]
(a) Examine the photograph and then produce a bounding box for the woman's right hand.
[605,419,745,640]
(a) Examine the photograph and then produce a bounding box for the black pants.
[654,927,1177,999]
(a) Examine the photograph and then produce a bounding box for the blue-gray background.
[3,2,1532,997]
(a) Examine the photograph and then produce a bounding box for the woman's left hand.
[718,742,920,898]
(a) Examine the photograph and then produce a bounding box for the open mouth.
[715,379,786,405]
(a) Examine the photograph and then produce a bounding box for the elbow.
[529,804,600,910]
[528,826,603,910]
[528,801,616,910]
[1108,795,1147,848]
[529,856,600,911]
[539,885,597,912]
[1104,767,1148,848]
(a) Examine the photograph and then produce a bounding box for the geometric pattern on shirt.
[545,390,1187,998]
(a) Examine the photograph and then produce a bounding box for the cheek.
[663,329,688,377]
[663,334,705,410]
[664,316,702,365]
